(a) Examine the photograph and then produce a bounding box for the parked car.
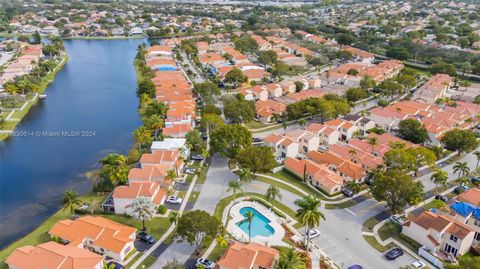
[191,155,204,161]
[107,261,125,269]
[434,195,448,203]
[137,232,155,244]
[389,215,407,225]
[253,137,262,143]
[409,260,425,268]
[196,258,215,269]
[342,188,354,197]
[307,229,321,239]
[471,177,480,185]
[201,133,208,140]
[454,185,469,194]
[185,168,196,174]
[277,119,284,124]
[166,196,182,204]
[385,247,404,260]
[364,176,374,185]
[347,265,363,269]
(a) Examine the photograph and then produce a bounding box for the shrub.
[157,204,167,215]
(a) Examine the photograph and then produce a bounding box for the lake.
[0,38,146,248]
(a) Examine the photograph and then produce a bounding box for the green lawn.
[0,192,105,265]
[207,243,228,261]
[378,222,422,252]
[251,124,283,133]
[137,255,157,268]
[362,235,396,253]
[324,200,356,209]
[256,175,305,197]
[363,216,380,232]
[102,213,172,240]
[244,121,272,130]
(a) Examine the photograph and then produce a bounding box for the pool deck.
[227,201,288,247]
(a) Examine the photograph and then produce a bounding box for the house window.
[125,246,131,254]
[444,244,458,257]
[475,232,480,241]
[474,219,480,227]
[449,235,458,243]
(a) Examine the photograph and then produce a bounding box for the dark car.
[454,185,469,194]
[364,176,374,185]
[342,188,354,197]
[435,195,448,203]
[201,133,208,140]
[277,119,284,124]
[471,177,480,185]
[107,261,125,269]
[347,265,363,269]
[137,232,156,244]
[253,137,262,143]
[385,247,404,260]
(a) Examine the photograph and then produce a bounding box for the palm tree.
[346,181,361,196]
[298,118,306,129]
[294,196,325,248]
[430,169,448,193]
[140,93,152,110]
[228,180,243,204]
[367,137,378,154]
[146,114,163,141]
[239,211,255,242]
[131,197,156,231]
[165,169,177,182]
[458,176,470,186]
[169,211,180,225]
[474,151,480,168]
[215,233,229,248]
[99,153,128,185]
[0,116,6,130]
[348,149,357,162]
[274,248,306,269]
[265,185,282,201]
[453,161,470,179]
[62,189,81,214]
[239,168,253,184]
[133,126,152,152]
[103,262,116,269]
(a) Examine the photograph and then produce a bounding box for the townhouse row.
[0,43,44,89]
[402,188,480,259]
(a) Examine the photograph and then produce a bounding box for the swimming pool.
[235,207,275,238]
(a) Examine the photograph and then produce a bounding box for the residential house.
[369,107,408,131]
[284,129,320,155]
[402,211,475,257]
[343,46,374,63]
[264,134,299,160]
[412,74,453,104]
[6,241,104,269]
[324,119,358,142]
[284,158,343,195]
[112,181,166,215]
[49,216,137,261]
[255,99,286,123]
[151,138,190,158]
[343,114,375,136]
[307,151,366,182]
[217,242,279,269]
[305,123,340,149]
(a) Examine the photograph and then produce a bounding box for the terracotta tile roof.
[255,99,286,117]
[457,188,480,206]
[284,158,343,189]
[49,216,136,253]
[113,181,165,206]
[6,241,103,269]
[163,123,192,137]
[286,90,324,102]
[307,151,365,180]
[128,164,170,181]
[343,46,374,59]
[140,150,180,164]
[217,242,279,269]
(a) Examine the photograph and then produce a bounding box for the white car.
[166,196,182,204]
[185,168,196,174]
[196,258,215,269]
[410,260,425,268]
[307,229,321,239]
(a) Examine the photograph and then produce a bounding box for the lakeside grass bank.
[0,53,69,141]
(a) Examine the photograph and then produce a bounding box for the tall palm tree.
[265,185,282,201]
[458,176,470,186]
[294,196,325,248]
[474,151,480,168]
[215,233,229,248]
[367,137,378,154]
[346,181,361,196]
[133,126,152,152]
[146,114,163,141]
[169,211,180,225]
[282,119,288,134]
[165,169,177,182]
[239,168,253,184]
[131,197,156,231]
[239,211,255,242]
[430,168,448,193]
[274,248,306,269]
[453,161,470,179]
[140,93,152,110]
[348,149,357,162]
[62,189,81,214]
[103,262,116,269]
[99,153,128,185]
[228,180,243,204]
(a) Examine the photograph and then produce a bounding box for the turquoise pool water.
[236,207,275,238]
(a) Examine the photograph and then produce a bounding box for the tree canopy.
[175,210,221,254]
[210,124,252,159]
[222,94,255,123]
[236,145,277,174]
[397,119,429,144]
[441,129,478,154]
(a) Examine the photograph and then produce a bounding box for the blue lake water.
[236,206,275,238]
[0,38,146,248]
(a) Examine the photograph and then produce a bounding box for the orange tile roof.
[456,188,480,206]
[49,216,136,253]
[6,241,103,269]
[113,181,166,206]
[307,151,366,180]
[128,164,170,181]
[217,242,279,269]
[284,158,343,189]
[140,150,180,164]
[255,99,286,117]
[163,123,192,137]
